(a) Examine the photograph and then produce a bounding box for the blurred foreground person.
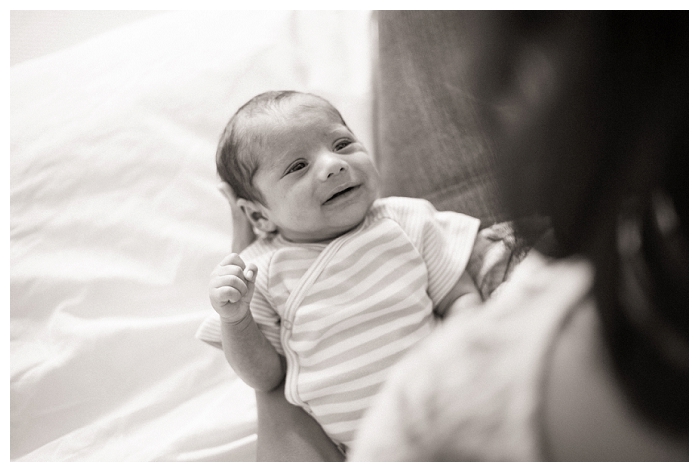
[351,11,688,461]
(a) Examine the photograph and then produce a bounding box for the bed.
[11,10,541,461]
[10,11,374,461]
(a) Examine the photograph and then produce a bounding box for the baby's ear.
[237,198,277,233]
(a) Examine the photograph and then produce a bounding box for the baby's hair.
[216,90,348,204]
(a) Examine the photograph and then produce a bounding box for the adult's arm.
[256,385,346,461]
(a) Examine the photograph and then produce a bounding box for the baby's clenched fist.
[209,253,258,324]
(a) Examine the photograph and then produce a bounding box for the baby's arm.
[434,268,483,318]
[209,253,285,391]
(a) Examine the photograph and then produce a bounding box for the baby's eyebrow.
[266,150,298,175]
[327,129,355,142]
[268,157,288,173]
[329,125,351,135]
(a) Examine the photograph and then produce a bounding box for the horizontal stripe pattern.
[227,197,480,450]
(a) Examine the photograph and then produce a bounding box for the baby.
[197,90,482,452]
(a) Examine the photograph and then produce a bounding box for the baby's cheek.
[286,206,316,228]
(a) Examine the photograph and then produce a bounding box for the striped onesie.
[196,196,480,451]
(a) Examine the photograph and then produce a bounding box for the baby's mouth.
[323,185,358,204]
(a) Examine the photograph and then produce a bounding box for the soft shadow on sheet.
[10,10,373,461]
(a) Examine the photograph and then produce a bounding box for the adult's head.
[475,11,688,434]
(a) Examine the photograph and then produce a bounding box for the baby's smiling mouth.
[323,185,359,205]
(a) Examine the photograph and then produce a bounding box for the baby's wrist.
[220,309,254,328]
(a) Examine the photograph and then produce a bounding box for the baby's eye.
[286,160,307,174]
[334,139,353,152]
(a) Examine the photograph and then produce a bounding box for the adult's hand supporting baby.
[218,182,255,254]
[211,182,260,326]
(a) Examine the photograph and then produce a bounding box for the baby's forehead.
[277,95,342,123]
[243,98,347,164]
[249,99,345,138]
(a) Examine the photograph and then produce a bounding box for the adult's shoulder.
[444,253,595,353]
[352,253,595,461]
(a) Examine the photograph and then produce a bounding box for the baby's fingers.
[244,263,258,283]
[209,271,248,305]
[212,286,245,305]
[212,273,248,292]
[218,252,245,269]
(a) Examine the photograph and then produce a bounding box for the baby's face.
[251,98,379,243]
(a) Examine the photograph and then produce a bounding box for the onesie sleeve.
[385,197,480,308]
[246,267,283,355]
[421,202,480,306]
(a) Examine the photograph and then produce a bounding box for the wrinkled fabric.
[10,10,373,461]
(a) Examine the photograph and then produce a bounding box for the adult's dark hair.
[481,11,688,434]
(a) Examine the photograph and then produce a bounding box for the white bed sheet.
[10,10,373,461]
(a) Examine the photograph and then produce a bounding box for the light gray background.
[10,10,166,66]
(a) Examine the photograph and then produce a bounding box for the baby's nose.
[319,155,347,180]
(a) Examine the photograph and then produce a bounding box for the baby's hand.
[209,253,258,324]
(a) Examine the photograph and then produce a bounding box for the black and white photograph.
[10,7,690,462]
